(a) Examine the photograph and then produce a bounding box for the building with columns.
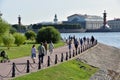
[66,14,103,30]
[108,18,120,30]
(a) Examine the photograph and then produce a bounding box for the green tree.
[2,34,15,49]
[25,30,36,40]
[0,18,10,35]
[0,18,11,45]
[10,27,17,34]
[13,33,26,46]
[12,24,19,31]
[0,36,3,45]
[36,26,61,43]
[12,24,27,32]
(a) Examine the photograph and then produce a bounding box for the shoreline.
[77,42,120,80]
[78,42,120,72]
[0,42,120,80]
[58,29,120,33]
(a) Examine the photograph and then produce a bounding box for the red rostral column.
[103,10,107,28]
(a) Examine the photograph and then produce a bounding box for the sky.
[0,0,120,25]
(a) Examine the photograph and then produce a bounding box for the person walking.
[79,38,83,46]
[91,36,95,44]
[44,40,48,54]
[38,42,46,63]
[31,44,37,63]
[68,39,72,53]
[49,41,54,54]
[74,39,79,53]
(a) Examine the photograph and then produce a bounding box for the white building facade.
[108,19,120,29]
[67,14,103,29]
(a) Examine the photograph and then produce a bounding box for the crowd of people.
[31,41,54,63]
[1,35,95,64]
[66,35,95,53]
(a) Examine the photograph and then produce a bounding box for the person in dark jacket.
[74,39,79,52]
[38,42,46,63]
[0,50,10,63]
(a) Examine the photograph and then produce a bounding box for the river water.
[61,32,120,48]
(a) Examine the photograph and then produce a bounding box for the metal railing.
[0,38,97,80]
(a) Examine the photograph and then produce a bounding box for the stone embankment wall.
[90,69,120,80]
[77,43,120,80]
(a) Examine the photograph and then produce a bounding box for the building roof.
[67,14,102,19]
[108,18,120,22]
[67,14,103,22]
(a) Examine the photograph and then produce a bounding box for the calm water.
[61,32,120,48]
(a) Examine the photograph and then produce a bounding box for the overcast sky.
[0,0,120,25]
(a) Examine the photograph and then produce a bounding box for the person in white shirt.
[31,44,37,63]
[49,41,54,54]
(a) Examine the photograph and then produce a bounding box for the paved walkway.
[0,41,96,80]
[0,44,75,80]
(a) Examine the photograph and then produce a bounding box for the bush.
[36,26,61,43]
[13,33,26,46]
[2,34,15,49]
[25,30,36,40]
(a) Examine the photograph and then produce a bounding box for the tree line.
[0,18,61,49]
[31,23,82,29]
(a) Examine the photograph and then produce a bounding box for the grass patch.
[13,59,98,80]
[0,41,65,59]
